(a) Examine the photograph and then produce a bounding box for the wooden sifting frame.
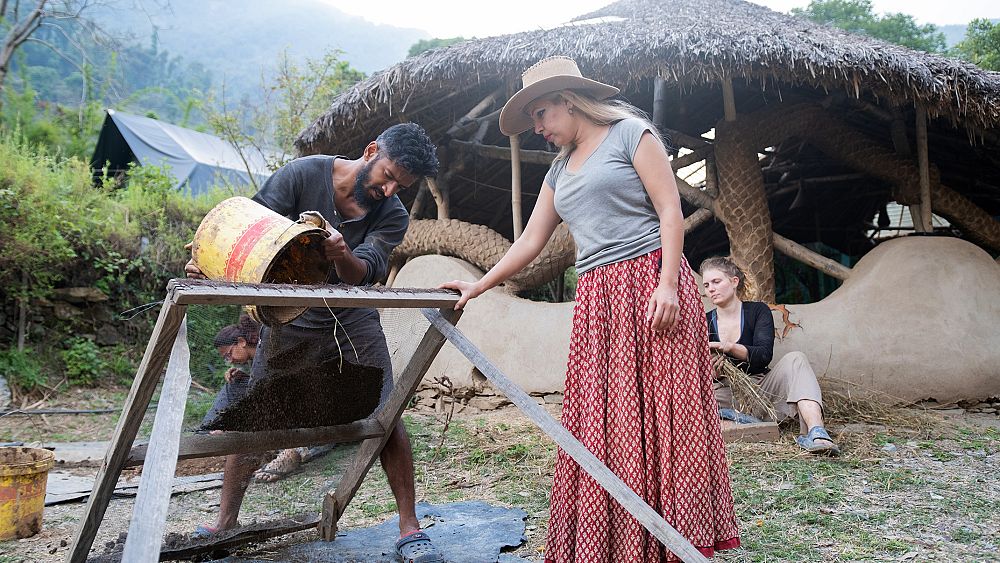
[67,279,710,563]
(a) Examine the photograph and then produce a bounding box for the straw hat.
[499,56,619,136]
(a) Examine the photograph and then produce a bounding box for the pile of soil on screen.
[201,341,384,432]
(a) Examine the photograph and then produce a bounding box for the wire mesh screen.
[86,299,439,558]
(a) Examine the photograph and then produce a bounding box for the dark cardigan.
[705,301,775,375]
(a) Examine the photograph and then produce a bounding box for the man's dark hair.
[376,123,439,178]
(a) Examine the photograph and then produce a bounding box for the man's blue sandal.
[191,525,220,540]
[395,530,444,563]
[796,426,840,456]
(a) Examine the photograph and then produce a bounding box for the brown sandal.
[253,448,303,483]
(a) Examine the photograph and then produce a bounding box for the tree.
[1,1,113,102]
[792,0,946,53]
[954,19,1000,71]
[408,36,465,57]
[207,48,364,186]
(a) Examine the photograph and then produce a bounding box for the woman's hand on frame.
[438,280,484,310]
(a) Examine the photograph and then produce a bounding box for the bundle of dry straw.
[715,354,778,422]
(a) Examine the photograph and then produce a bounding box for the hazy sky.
[321,0,1000,38]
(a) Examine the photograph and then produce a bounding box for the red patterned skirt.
[544,249,740,562]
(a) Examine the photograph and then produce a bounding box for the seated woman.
[700,256,840,455]
[206,315,332,483]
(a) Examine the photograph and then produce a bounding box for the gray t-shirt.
[544,117,661,275]
[251,154,409,330]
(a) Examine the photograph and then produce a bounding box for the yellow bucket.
[0,447,55,540]
[192,197,329,325]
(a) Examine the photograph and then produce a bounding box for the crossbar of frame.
[167,279,460,309]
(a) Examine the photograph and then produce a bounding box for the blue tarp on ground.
[91,109,278,196]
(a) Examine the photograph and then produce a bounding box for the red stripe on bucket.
[225,216,284,281]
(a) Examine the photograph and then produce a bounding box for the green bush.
[0,348,45,390]
[61,337,106,386]
[0,131,230,306]
[105,344,138,383]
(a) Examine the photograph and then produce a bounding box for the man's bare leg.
[379,419,419,536]
[214,453,261,531]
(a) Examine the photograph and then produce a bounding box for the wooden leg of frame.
[318,307,462,541]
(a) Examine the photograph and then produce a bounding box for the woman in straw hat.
[700,256,840,455]
[440,56,740,562]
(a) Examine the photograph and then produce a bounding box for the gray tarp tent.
[91,109,277,195]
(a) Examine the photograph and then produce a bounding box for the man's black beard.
[353,157,380,211]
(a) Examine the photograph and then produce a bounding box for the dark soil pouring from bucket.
[201,340,384,432]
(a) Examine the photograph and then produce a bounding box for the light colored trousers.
[714,351,823,433]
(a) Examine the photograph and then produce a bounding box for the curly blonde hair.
[699,256,759,302]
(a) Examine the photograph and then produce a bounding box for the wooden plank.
[916,104,933,232]
[510,134,523,240]
[67,300,187,563]
[167,279,460,308]
[319,307,463,540]
[122,317,192,562]
[773,234,851,281]
[720,421,780,443]
[124,419,385,467]
[422,310,710,563]
[159,514,320,561]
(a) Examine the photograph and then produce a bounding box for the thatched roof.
[293,0,1000,302]
[297,0,1000,155]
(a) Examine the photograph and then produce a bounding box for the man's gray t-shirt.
[251,154,409,330]
[544,117,661,275]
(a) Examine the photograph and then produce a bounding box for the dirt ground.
[1,388,998,562]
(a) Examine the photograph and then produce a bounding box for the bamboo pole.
[426,177,450,220]
[683,208,714,233]
[889,112,927,231]
[653,78,668,129]
[409,181,429,219]
[446,88,504,138]
[450,139,556,165]
[510,134,524,240]
[704,155,719,197]
[722,78,737,121]
[772,234,851,281]
[916,104,932,232]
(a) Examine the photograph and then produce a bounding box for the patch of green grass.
[184,391,216,427]
[915,440,958,461]
[952,426,1000,453]
[951,526,980,544]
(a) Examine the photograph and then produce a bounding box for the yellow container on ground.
[191,196,329,325]
[0,447,55,540]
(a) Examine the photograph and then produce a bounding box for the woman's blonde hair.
[539,89,663,159]
[699,256,759,302]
